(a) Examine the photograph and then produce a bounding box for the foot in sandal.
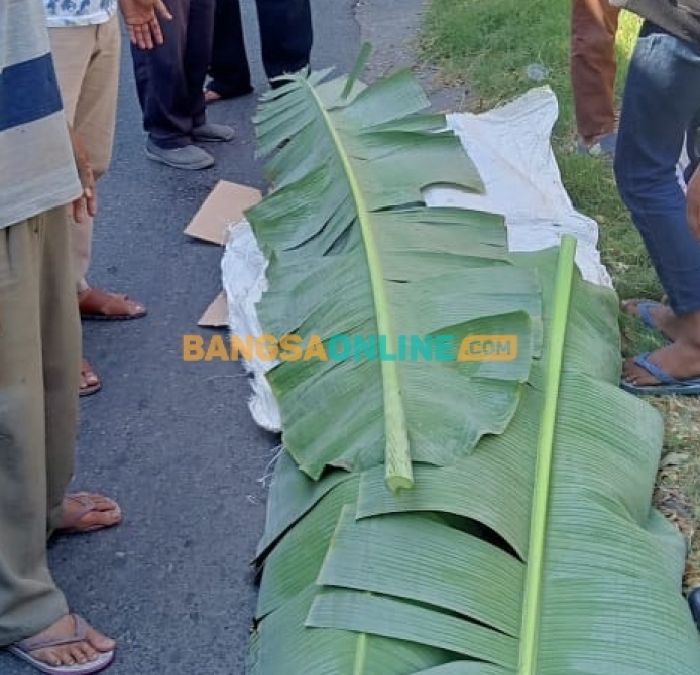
[8,614,115,674]
[622,298,681,342]
[78,288,146,321]
[80,358,101,398]
[57,493,122,534]
[622,310,700,395]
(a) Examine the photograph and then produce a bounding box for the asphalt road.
[0,2,360,673]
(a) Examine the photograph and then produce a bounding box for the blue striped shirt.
[0,0,81,229]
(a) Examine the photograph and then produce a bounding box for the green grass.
[423,0,699,588]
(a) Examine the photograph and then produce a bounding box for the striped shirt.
[0,0,81,230]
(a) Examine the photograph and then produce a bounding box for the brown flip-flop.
[58,493,122,535]
[78,288,147,321]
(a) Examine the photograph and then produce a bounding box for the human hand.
[688,166,700,240]
[69,127,97,223]
[119,0,172,50]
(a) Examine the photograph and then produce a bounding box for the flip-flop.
[58,493,122,535]
[577,131,617,159]
[204,84,254,103]
[79,359,101,398]
[689,588,700,630]
[8,615,114,674]
[621,352,700,396]
[78,288,147,322]
[623,300,673,341]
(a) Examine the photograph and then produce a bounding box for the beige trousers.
[49,16,121,293]
[0,210,80,646]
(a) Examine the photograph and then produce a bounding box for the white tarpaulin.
[222,87,612,431]
[427,87,611,287]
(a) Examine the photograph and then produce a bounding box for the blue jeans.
[615,23,700,316]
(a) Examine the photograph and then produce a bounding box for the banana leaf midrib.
[303,76,413,492]
[518,236,576,674]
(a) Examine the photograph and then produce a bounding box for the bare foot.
[204,89,222,104]
[58,493,122,533]
[622,299,682,341]
[80,358,101,397]
[18,614,115,669]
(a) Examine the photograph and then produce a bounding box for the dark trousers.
[571,0,620,143]
[131,0,216,148]
[614,24,700,316]
[207,0,313,97]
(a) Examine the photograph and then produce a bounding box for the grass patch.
[424,0,699,587]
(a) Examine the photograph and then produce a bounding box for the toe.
[80,508,122,529]
[57,647,75,666]
[81,641,99,662]
[622,357,649,383]
[621,300,640,316]
[90,494,120,512]
[34,648,61,667]
[86,626,116,653]
[71,644,88,664]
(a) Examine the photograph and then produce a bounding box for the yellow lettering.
[205,335,230,361]
[183,335,206,361]
[458,335,518,362]
[230,335,255,361]
[256,335,279,361]
[279,334,304,362]
[304,335,328,361]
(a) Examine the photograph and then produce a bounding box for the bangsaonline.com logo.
[184,333,519,363]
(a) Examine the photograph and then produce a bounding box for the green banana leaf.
[245,68,700,674]
[247,68,542,490]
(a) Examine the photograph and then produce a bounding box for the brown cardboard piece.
[184,180,262,245]
[198,291,229,327]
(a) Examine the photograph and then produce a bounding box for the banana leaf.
[245,68,700,674]
[247,68,542,490]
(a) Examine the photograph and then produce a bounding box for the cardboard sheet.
[198,291,229,327]
[185,180,261,245]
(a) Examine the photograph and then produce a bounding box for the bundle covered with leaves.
[244,66,700,674]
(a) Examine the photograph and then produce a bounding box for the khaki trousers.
[49,16,121,293]
[0,210,80,646]
[571,0,621,143]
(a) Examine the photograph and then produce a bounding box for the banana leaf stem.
[518,235,577,674]
[302,76,414,493]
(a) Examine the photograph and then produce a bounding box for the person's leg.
[615,26,700,386]
[72,17,147,320]
[60,17,120,294]
[185,0,216,130]
[132,0,219,169]
[206,0,253,100]
[47,25,103,396]
[255,0,313,81]
[0,214,68,646]
[40,205,122,536]
[131,0,194,148]
[571,0,620,146]
[0,210,116,668]
[40,210,81,535]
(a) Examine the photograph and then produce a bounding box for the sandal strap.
[16,614,88,652]
[79,288,139,316]
[633,352,682,385]
[636,302,662,333]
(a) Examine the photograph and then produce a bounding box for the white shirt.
[44,0,118,28]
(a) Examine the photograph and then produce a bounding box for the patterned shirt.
[44,0,118,28]
[0,0,81,229]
